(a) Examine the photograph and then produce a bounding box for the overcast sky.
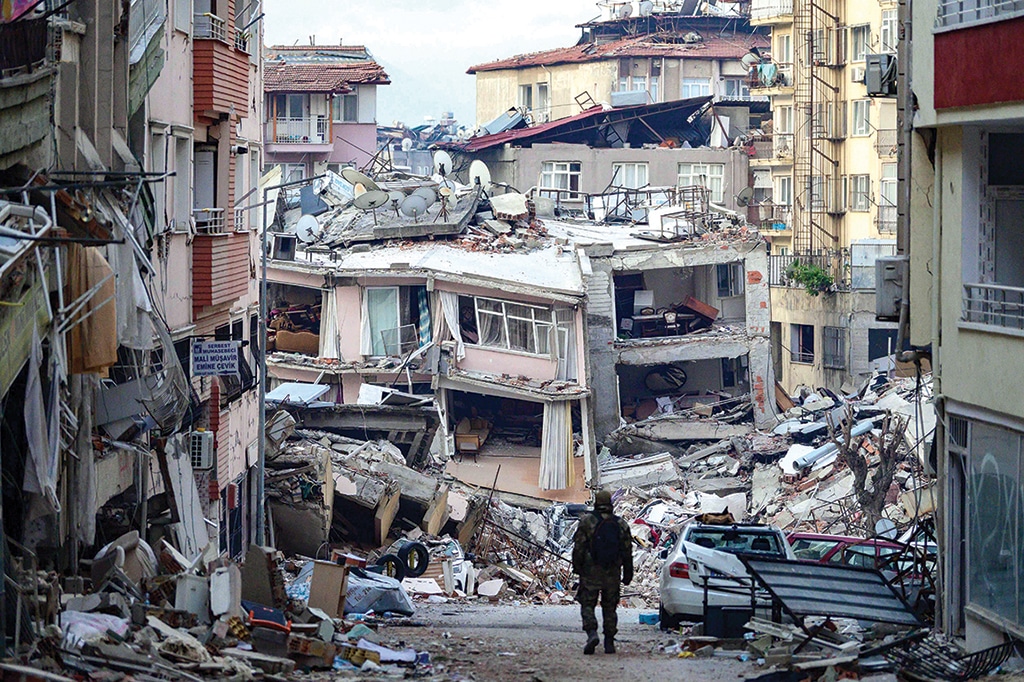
[263,0,601,128]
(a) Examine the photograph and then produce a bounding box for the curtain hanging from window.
[360,288,372,356]
[366,288,398,356]
[417,288,432,347]
[319,288,341,359]
[539,401,574,490]
[438,291,465,360]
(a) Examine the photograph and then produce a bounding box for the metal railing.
[937,0,1024,30]
[234,207,247,232]
[234,29,249,53]
[269,117,329,144]
[193,13,226,42]
[193,207,226,234]
[962,282,1024,331]
[748,135,774,159]
[876,204,897,233]
[876,129,898,156]
[0,17,49,73]
[759,205,792,232]
[751,0,794,19]
[769,252,851,290]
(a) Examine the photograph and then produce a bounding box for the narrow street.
[385,604,895,682]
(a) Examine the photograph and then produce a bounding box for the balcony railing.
[269,117,329,144]
[748,135,773,160]
[194,13,226,42]
[876,204,897,233]
[773,133,794,158]
[759,205,792,232]
[769,252,851,290]
[937,0,1024,30]
[234,207,247,232]
[194,207,226,234]
[963,283,1024,331]
[0,17,48,73]
[234,29,249,53]
[751,0,794,20]
[876,129,898,156]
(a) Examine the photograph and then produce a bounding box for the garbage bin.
[704,605,753,639]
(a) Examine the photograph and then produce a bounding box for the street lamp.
[256,174,325,546]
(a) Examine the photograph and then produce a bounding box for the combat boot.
[583,631,599,655]
[604,637,616,654]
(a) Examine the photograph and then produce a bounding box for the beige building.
[749,0,900,393]
[467,13,768,127]
[906,0,1024,651]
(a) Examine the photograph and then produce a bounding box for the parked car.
[659,523,795,629]
[787,532,904,570]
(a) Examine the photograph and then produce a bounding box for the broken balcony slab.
[613,418,752,442]
[599,452,681,488]
[295,403,440,466]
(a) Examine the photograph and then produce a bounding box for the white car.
[658,523,795,629]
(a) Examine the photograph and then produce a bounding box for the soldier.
[572,489,633,654]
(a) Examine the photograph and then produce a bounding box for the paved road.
[382,602,900,682]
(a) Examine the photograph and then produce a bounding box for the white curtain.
[539,401,575,490]
[359,288,372,356]
[319,288,341,359]
[438,291,465,360]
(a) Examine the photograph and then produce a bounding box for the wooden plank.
[775,381,796,411]
[421,483,450,537]
[373,483,401,547]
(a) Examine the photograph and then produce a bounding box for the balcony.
[265,117,333,153]
[876,204,897,234]
[769,252,851,290]
[751,0,793,23]
[192,228,250,313]
[749,63,793,90]
[773,133,794,159]
[194,208,226,234]
[759,205,793,233]
[193,13,250,120]
[875,129,898,157]
[0,17,53,163]
[963,283,1024,333]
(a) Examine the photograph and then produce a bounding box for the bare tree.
[827,406,906,532]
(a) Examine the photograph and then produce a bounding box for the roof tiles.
[264,45,390,92]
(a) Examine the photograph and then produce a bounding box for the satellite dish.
[469,160,492,191]
[741,52,761,69]
[294,214,320,244]
[387,190,404,216]
[353,190,390,211]
[412,186,437,207]
[433,150,454,176]
[875,518,898,540]
[736,187,755,207]
[353,182,367,197]
[400,194,429,221]
[438,186,453,199]
[639,0,654,16]
[341,167,380,191]
[617,2,633,19]
[401,138,414,152]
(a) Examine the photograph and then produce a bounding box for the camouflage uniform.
[572,491,633,649]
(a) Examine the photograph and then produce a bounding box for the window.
[519,84,533,111]
[879,163,897,232]
[881,9,898,53]
[677,162,725,203]
[681,77,711,98]
[822,326,846,369]
[332,93,358,122]
[776,105,793,133]
[151,131,167,231]
[852,99,871,136]
[272,93,307,119]
[722,78,750,99]
[810,175,825,211]
[850,174,870,211]
[365,285,428,357]
[717,262,744,298]
[776,176,792,206]
[539,161,581,194]
[173,136,191,230]
[777,33,792,64]
[611,162,648,190]
[850,24,871,62]
[790,323,814,363]
[283,163,305,183]
[536,82,549,120]
[458,295,553,355]
[173,0,191,33]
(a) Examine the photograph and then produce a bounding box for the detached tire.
[398,542,430,578]
[375,554,407,581]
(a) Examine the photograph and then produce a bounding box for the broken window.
[539,161,581,195]
[851,99,871,137]
[850,174,870,212]
[716,262,744,298]
[364,285,428,357]
[458,295,553,356]
[677,162,724,203]
[850,24,870,62]
[332,93,358,122]
[681,77,710,98]
[611,162,648,190]
[790,323,814,364]
[822,326,846,369]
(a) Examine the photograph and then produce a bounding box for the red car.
[787,532,904,571]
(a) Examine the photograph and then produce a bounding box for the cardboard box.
[307,561,348,618]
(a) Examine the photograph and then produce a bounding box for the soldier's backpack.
[590,514,621,568]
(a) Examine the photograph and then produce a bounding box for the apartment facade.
[749,0,900,392]
[468,12,768,127]
[906,0,1024,651]
[263,45,389,178]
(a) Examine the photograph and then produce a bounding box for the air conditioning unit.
[851,66,866,85]
[875,255,907,320]
[190,430,215,470]
[866,53,897,96]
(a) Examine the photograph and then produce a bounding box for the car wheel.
[660,603,683,631]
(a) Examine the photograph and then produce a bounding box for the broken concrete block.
[222,647,296,675]
[210,564,242,619]
[477,579,506,599]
